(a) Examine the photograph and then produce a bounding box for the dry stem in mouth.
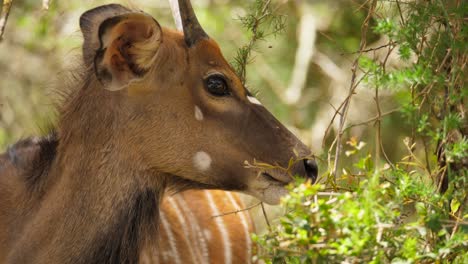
[244,154,317,181]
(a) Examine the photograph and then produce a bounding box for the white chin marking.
[246,185,289,205]
[195,105,204,121]
[193,151,212,171]
[247,96,262,105]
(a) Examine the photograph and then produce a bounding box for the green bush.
[253,0,467,263]
[254,170,467,263]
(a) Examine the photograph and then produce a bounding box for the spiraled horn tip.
[177,0,209,46]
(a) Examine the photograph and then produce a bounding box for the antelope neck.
[8,83,166,264]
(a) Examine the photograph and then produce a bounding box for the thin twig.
[322,71,370,149]
[316,192,341,196]
[235,0,275,83]
[450,201,465,239]
[340,43,394,56]
[375,44,397,168]
[0,0,14,42]
[343,108,400,131]
[211,202,262,218]
[322,101,346,148]
[375,85,382,169]
[395,0,406,25]
[261,202,271,230]
[422,137,432,176]
[331,0,378,180]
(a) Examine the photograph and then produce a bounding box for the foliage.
[231,0,286,84]
[254,165,467,263]
[253,0,467,263]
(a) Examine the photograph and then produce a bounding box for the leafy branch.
[232,0,286,84]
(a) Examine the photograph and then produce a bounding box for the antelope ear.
[80,4,131,66]
[80,5,162,91]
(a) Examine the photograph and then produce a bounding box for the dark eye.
[205,75,230,96]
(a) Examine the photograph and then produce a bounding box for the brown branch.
[211,202,262,218]
[331,0,377,180]
[322,71,369,150]
[343,108,400,131]
[261,202,271,230]
[450,201,465,239]
[322,101,345,149]
[395,0,406,25]
[0,0,13,42]
[422,137,432,176]
[375,44,397,169]
[340,43,394,56]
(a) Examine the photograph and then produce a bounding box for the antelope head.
[79,1,317,205]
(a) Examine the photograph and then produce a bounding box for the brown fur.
[0,137,254,264]
[0,3,315,263]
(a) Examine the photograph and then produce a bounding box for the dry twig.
[0,0,13,42]
[330,0,378,180]
[261,202,271,230]
[211,202,262,218]
[343,108,400,131]
[375,44,397,168]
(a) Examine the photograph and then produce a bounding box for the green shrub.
[253,0,467,263]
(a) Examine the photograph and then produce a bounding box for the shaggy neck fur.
[5,76,167,264]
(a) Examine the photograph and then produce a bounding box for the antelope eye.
[205,75,230,96]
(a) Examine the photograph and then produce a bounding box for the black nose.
[303,159,318,183]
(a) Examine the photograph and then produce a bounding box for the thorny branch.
[234,0,272,83]
[233,0,285,84]
[0,0,13,42]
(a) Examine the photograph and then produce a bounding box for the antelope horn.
[176,0,209,46]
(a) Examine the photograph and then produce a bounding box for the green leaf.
[450,198,461,214]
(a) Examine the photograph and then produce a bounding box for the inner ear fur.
[94,12,162,91]
[80,4,131,66]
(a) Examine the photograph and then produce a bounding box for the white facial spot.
[247,95,262,105]
[193,151,212,171]
[195,105,204,121]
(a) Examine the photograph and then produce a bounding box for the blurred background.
[0,0,411,231]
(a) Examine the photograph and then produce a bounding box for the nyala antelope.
[0,0,317,263]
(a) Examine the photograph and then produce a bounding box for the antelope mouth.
[244,169,294,205]
[260,171,292,185]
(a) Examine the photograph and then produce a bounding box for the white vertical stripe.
[175,195,210,263]
[225,192,252,264]
[166,196,198,263]
[159,211,182,264]
[204,190,232,264]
